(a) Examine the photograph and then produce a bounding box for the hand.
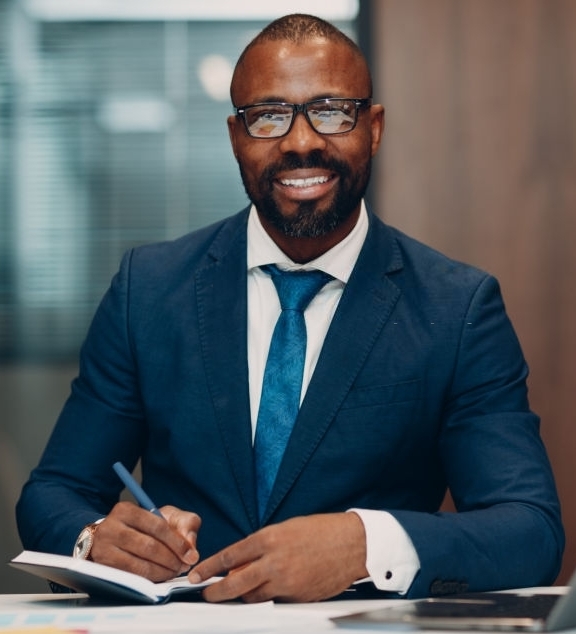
[189,512,368,603]
[90,501,201,582]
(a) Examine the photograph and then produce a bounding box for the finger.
[92,519,186,580]
[160,505,201,564]
[95,541,184,582]
[190,534,262,582]
[200,562,268,603]
[92,502,195,578]
[122,503,198,566]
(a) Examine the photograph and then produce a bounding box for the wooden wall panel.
[371,0,576,584]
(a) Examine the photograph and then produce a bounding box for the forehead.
[232,38,369,105]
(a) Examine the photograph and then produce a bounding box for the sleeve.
[349,508,420,593]
[16,250,146,556]
[390,274,564,598]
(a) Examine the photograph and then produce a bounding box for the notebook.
[332,572,576,631]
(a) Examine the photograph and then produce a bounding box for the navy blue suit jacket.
[17,208,564,598]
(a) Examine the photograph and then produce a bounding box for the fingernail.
[183,548,198,565]
[188,571,201,584]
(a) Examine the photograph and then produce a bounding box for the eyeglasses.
[233,98,372,139]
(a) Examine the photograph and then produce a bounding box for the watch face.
[74,527,93,559]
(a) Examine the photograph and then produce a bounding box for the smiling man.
[227,26,381,263]
[17,14,563,603]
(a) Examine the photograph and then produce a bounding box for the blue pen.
[113,461,164,518]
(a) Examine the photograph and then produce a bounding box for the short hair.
[231,13,372,99]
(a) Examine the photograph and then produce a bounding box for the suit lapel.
[193,210,405,528]
[195,210,260,532]
[262,215,404,522]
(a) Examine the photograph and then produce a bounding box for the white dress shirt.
[246,203,420,593]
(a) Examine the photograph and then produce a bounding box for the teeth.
[280,176,329,188]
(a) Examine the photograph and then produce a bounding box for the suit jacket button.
[430,579,469,595]
[430,579,444,595]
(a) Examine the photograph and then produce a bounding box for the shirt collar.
[247,201,369,284]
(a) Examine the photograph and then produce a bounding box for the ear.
[369,104,385,157]
[227,115,240,161]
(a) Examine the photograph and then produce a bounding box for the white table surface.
[0,587,567,634]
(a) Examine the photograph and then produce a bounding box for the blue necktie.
[254,264,333,521]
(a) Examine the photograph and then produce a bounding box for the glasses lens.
[307,99,357,134]
[243,104,294,138]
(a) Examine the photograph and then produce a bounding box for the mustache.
[261,151,350,180]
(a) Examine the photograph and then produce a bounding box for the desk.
[0,593,399,633]
[0,588,567,634]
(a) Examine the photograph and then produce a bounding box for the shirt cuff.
[348,508,420,594]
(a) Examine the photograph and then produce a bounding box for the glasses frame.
[233,97,373,139]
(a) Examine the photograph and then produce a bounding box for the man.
[17,14,563,603]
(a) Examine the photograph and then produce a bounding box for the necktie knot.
[261,264,333,312]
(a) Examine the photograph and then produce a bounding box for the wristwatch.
[72,518,104,560]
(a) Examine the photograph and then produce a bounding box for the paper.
[0,600,338,633]
[0,629,87,634]
[10,552,219,604]
[0,589,402,633]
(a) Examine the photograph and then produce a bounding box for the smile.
[279,175,330,188]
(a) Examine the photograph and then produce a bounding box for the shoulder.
[374,216,492,291]
[124,207,249,277]
[367,215,501,317]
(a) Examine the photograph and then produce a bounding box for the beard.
[239,151,371,238]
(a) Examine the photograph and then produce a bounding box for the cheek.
[236,143,274,179]
[336,140,371,175]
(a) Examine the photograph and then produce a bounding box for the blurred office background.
[0,0,574,593]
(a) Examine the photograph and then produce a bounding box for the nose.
[278,111,327,155]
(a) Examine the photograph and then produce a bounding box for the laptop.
[332,572,576,631]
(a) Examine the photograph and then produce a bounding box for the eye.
[247,106,291,125]
[308,101,356,133]
[244,105,293,137]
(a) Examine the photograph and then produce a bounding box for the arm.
[391,274,564,597]
[16,250,143,554]
[16,251,198,579]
